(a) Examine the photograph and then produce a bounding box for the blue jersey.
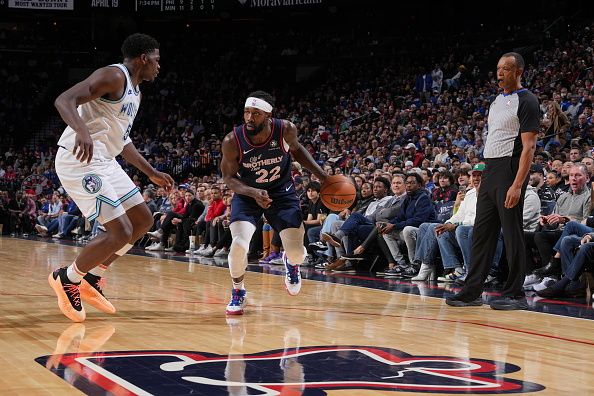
[233,118,293,192]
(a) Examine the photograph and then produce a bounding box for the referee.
[446,52,540,310]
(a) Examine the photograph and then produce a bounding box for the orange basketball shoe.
[48,267,86,322]
[80,273,116,314]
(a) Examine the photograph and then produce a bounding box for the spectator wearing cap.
[404,143,424,167]
[529,164,545,190]
[530,164,555,215]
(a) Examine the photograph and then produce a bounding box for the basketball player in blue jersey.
[48,33,174,322]
[221,91,328,315]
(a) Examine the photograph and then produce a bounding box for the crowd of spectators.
[0,12,593,301]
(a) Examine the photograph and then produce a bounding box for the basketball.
[320,175,357,211]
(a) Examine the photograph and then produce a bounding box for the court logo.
[82,174,102,194]
[36,346,545,395]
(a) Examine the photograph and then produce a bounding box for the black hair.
[439,170,456,185]
[454,170,467,179]
[306,181,321,192]
[548,170,561,179]
[247,90,275,107]
[374,176,390,191]
[502,52,525,70]
[121,33,160,59]
[406,172,424,186]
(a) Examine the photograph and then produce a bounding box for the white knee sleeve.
[280,226,306,265]
[228,221,256,279]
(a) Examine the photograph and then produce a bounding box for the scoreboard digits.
[135,0,216,13]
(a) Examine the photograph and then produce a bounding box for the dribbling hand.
[73,130,94,164]
[254,189,272,209]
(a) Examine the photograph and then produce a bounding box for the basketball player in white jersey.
[48,33,174,322]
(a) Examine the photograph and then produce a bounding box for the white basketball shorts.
[55,147,143,224]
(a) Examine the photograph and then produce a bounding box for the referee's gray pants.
[462,157,527,298]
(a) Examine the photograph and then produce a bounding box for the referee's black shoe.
[445,293,483,307]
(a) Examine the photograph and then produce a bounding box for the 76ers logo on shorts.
[36,346,545,395]
[82,174,102,194]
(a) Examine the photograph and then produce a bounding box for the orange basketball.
[320,175,357,211]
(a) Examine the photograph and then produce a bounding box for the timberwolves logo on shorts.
[36,345,545,394]
[82,174,102,194]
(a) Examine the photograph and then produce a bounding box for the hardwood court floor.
[0,237,593,395]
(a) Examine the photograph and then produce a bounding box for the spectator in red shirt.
[404,143,425,167]
[3,165,17,182]
[198,186,227,256]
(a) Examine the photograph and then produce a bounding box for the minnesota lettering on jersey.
[119,102,138,119]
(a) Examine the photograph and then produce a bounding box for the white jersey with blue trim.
[57,63,141,161]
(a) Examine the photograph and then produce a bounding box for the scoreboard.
[0,0,329,15]
[134,0,216,13]
[0,0,218,14]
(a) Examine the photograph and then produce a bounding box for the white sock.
[232,280,245,290]
[88,264,107,277]
[66,262,86,283]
